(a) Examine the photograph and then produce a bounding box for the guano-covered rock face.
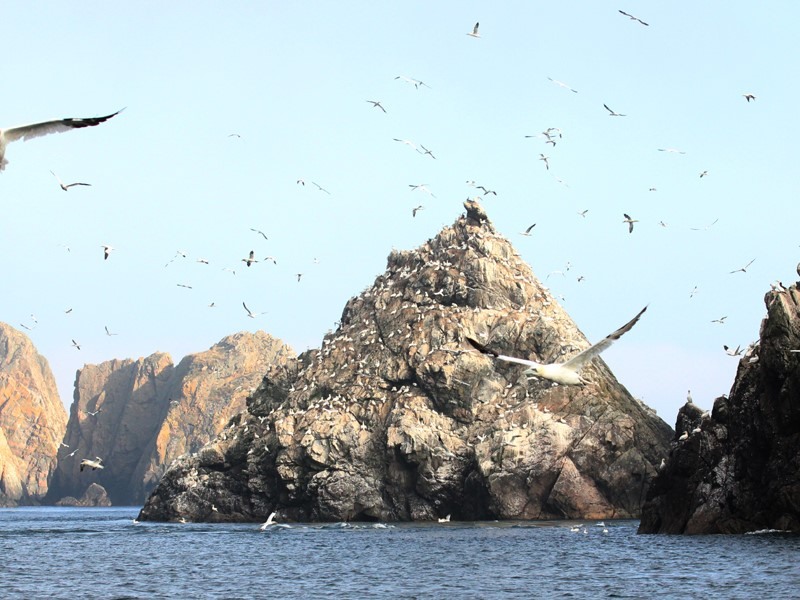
[0,323,67,506]
[46,331,294,505]
[139,201,672,523]
[639,285,800,534]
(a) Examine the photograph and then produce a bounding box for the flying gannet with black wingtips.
[466,306,648,385]
[80,457,104,472]
[618,10,649,26]
[467,22,480,38]
[50,171,91,191]
[1,109,123,171]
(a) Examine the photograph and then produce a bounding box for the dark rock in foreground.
[140,201,672,524]
[639,285,800,534]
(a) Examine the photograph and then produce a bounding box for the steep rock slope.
[140,201,672,523]
[47,331,294,505]
[639,285,800,534]
[0,323,67,506]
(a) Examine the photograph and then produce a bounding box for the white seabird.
[0,109,122,171]
[50,171,91,191]
[438,514,451,523]
[623,213,638,233]
[467,305,648,385]
[729,258,755,274]
[242,250,258,267]
[618,10,649,26]
[260,511,277,530]
[603,104,626,117]
[80,457,104,471]
[547,77,578,93]
[467,22,480,38]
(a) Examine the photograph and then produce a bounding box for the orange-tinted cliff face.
[0,323,67,506]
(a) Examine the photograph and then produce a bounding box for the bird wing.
[466,337,542,369]
[524,224,536,234]
[472,22,480,34]
[561,306,648,371]
[603,104,614,114]
[628,221,634,233]
[242,301,253,316]
[3,110,123,143]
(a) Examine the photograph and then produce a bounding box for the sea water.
[2,507,799,599]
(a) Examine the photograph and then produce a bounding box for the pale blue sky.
[2,2,797,424]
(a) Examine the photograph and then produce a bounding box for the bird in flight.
[724,345,743,356]
[412,205,424,217]
[101,245,114,260]
[699,170,708,178]
[394,75,431,89]
[104,326,118,336]
[467,22,480,38]
[623,213,638,233]
[419,145,436,159]
[547,77,578,93]
[409,183,435,197]
[520,223,536,237]
[467,306,648,385]
[711,316,728,324]
[50,171,91,191]
[366,100,387,113]
[242,250,258,267]
[539,154,550,170]
[603,104,626,117]
[311,182,330,194]
[260,512,277,530]
[618,10,649,26]
[577,209,589,218]
[690,218,719,231]
[71,339,81,350]
[80,457,104,472]
[743,93,756,102]
[477,185,497,196]
[658,148,686,154]
[730,258,756,274]
[1,109,122,171]
[242,301,264,319]
[250,228,268,240]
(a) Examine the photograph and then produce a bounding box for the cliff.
[639,284,800,534]
[139,200,672,523]
[0,323,67,506]
[47,331,294,505]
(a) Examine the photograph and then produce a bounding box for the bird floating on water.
[0,109,122,171]
[467,305,648,385]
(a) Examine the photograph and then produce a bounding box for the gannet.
[467,306,647,385]
[729,258,755,274]
[242,250,258,267]
[519,223,536,237]
[101,245,114,260]
[260,511,277,530]
[80,457,104,471]
[438,514,451,523]
[743,93,756,102]
[467,22,480,38]
[618,10,649,26]
[0,109,122,171]
[547,77,578,93]
[50,171,91,191]
[366,100,387,113]
[623,213,638,233]
[603,104,626,117]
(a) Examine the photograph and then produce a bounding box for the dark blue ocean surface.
[2,507,799,599]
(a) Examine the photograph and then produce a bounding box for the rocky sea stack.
[139,201,671,523]
[639,284,800,534]
[0,323,67,506]
[46,331,294,506]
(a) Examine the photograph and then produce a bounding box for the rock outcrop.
[139,200,672,523]
[639,285,800,534]
[0,323,67,506]
[46,331,294,505]
[56,483,112,507]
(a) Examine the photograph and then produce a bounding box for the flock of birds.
[1,10,790,526]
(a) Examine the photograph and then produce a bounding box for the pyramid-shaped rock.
[139,201,672,522]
